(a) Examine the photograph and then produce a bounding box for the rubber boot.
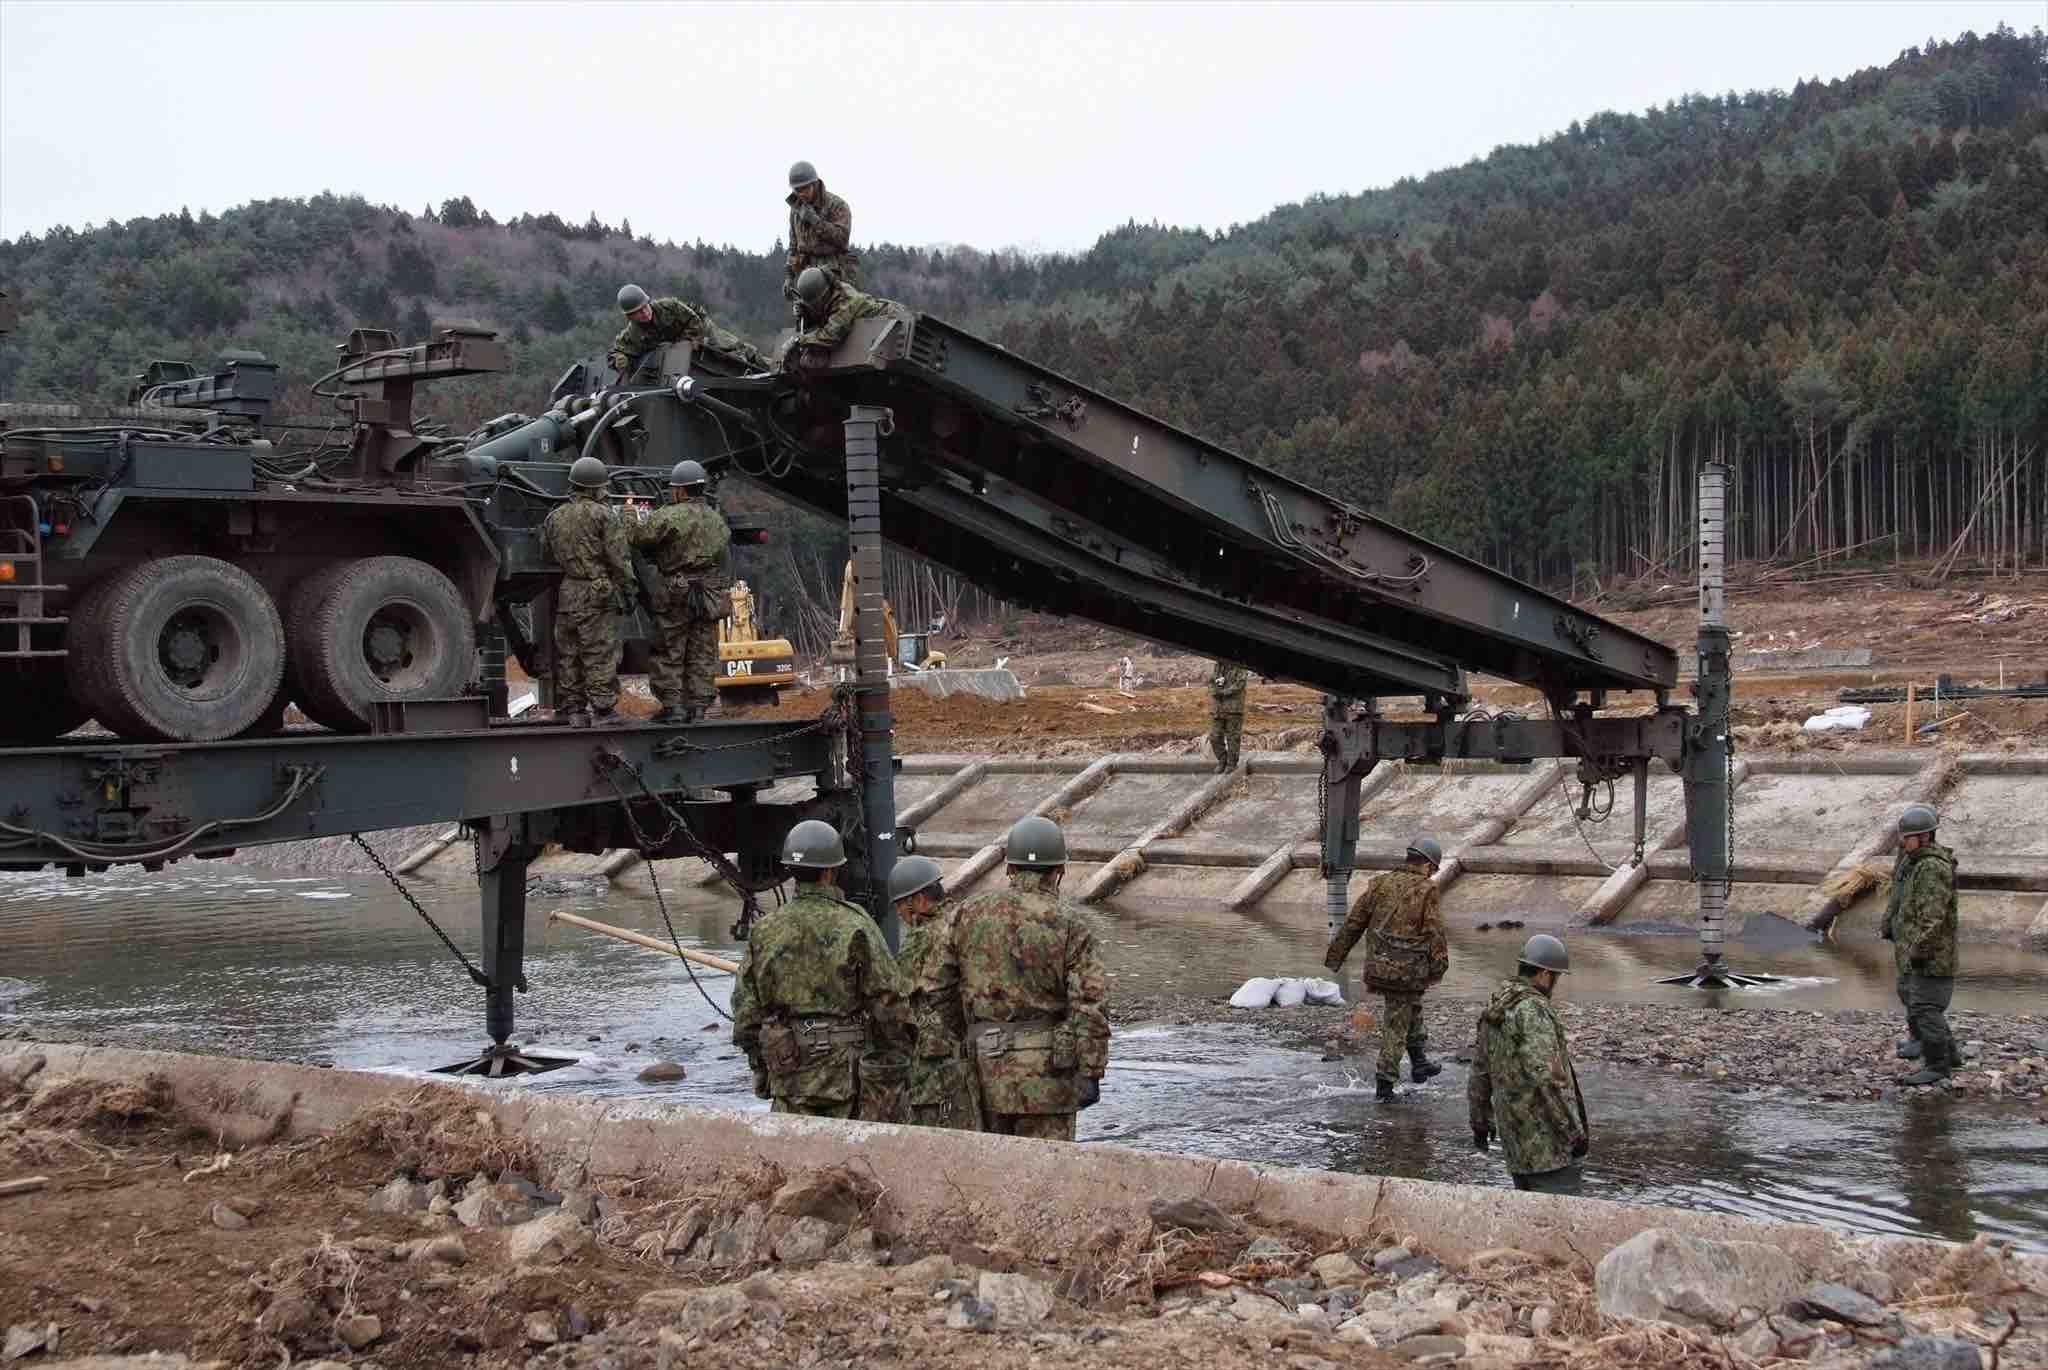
[685,705,707,723]
[566,710,591,729]
[589,708,622,727]
[1410,1054,1443,1084]
[1895,1038,1923,1060]
[1899,1063,1951,1086]
[1374,1076,1396,1102]
[653,707,689,725]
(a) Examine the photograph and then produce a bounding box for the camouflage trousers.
[553,579,621,713]
[909,1056,984,1132]
[987,1112,1076,1142]
[1209,710,1244,772]
[1376,991,1428,1081]
[1897,973,1957,1069]
[770,1097,858,1119]
[649,605,720,712]
[1511,1165,1583,1195]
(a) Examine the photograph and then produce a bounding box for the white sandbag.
[1302,977,1345,1005]
[1229,977,1280,1008]
[1272,978,1309,1007]
[1802,705,1871,733]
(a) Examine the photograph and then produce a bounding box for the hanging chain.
[644,852,732,1021]
[351,833,489,987]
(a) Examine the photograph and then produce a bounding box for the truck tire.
[287,556,475,732]
[65,556,286,742]
[1,659,91,742]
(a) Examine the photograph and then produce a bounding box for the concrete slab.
[1060,772,1199,848]
[1361,766,1537,848]
[1503,771,1687,848]
[919,771,1062,837]
[1729,770,1923,852]
[1438,870,1609,920]
[1190,773,1318,847]
[1940,775,2048,859]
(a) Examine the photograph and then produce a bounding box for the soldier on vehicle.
[732,819,911,1119]
[1325,836,1450,1101]
[1469,934,1589,1195]
[608,284,771,379]
[630,460,731,724]
[1885,803,1961,1086]
[783,160,859,292]
[539,455,634,727]
[890,855,984,1132]
[779,268,905,374]
[916,816,1110,1141]
[1208,660,1249,773]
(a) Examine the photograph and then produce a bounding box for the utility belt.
[760,1014,867,1074]
[968,1018,1076,1072]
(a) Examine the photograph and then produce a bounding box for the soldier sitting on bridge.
[779,268,907,374]
[608,284,771,381]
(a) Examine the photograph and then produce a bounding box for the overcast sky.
[2,2,2041,251]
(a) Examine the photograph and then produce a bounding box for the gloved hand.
[752,1069,771,1100]
[795,203,821,226]
[1471,1125,1490,1153]
[1569,1135,1589,1160]
[1077,1076,1101,1109]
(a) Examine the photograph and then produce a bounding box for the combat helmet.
[1406,835,1444,869]
[670,459,707,489]
[788,160,820,189]
[1898,803,1939,837]
[568,455,608,489]
[617,283,650,315]
[781,819,846,869]
[793,266,833,311]
[1005,815,1066,869]
[888,855,944,904]
[1516,933,1570,975]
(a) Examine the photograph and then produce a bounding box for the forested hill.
[3,23,2044,589]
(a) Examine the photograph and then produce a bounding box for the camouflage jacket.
[1469,978,1587,1176]
[902,901,985,1127]
[631,499,730,581]
[1210,661,1249,714]
[790,284,899,354]
[784,184,857,285]
[540,493,633,597]
[731,888,910,1107]
[1325,868,1448,994]
[607,298,769,375]
[918,870,1111,1114]
[1884,842,1958,978]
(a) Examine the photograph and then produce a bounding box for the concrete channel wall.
[396,750,2048,943]
[10,1040,2038,1292]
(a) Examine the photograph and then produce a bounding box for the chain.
[351,833,489,987]
[1540,699,1627,874]
[644,852,732,1021]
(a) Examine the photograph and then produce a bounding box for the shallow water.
[2,863,2043,1250]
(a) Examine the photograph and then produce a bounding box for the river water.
[2,861,2043,1251]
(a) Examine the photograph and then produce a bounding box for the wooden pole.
[1904,682,1916,744]
[545,910,739,974]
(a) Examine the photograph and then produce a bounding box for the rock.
[1262,1275,1317,1303]
[892,1254,958,1290]
[335,1314,381,1349]
[413,1234,468,1266]
[453,1182,534,1229]
[1147,1196,1242,1236]
[978,1272,1054,1328]
[208,1200,250,1231]
[1295,1305,1330,1328]
[1372,1245,1413,1270]
[4,1324,50,1360]
[1245,1235,1301,1259]
[1866,1337,1986,1370]
[255,1295,320,1341]
[1464,1333,1538,1364]
[636,1060,688,1083]
[558,1188,608,1225]
[527,872,607,897]
[522,1311,559,1346]
[1389,1333,1466,1360]
[506,1211,591,1266]
[1311,1252,1365,1285]
[769,1169,877,1227]
[772,1215,846,1264]
[1529,1304,1555,1338]
[1289,1357,1340,1370]
[1849,1268,1896,1304]
[1321,1286,1363,1317]
[366,1177,429,1214]
[945,1296,996,1332]
[706,1202,770,1267]
[1790,1280,1886,1326]
[636,1282,783,1338]
[1594,1228,1802,1330]
[1226,1288,1290,1323]
[834,1226,886,1266]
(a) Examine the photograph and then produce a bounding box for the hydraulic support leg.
[437,813,577,1076]
[1318,695,1377,938]
[844,405,901,952]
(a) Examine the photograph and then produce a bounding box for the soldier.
[539,455,634,727]
[890,855,983,1131]
[784,160,860,291]
[1208,660,1249,773]
[1469,934,1589,1195]
[917,816,1110,1140]
[731,819,911,1118]
[608,284,771,379]
[630,460,731,724]
[1885,803,1960,1086]
[779,268,905,373]
[1325,836,1450,1101]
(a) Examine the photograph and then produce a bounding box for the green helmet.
[788,160,820,189]
[794,266,833,311]
[617,283,649,314]
[671,459,707,488]
[888,855,944,904]
[1406,835,1443,868]
[1517,933,1570,975]
[568,455,608,489]
[781,819,846,869]
[1898,803,1939,837]
[1005,815,1066,869]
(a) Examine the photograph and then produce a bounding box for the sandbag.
[1302,978,1344,1005]
[1229,977,1280,1008]
[1272,978,1309,1007]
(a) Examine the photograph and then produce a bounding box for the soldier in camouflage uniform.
[784,160,860,291]
[1884,803,1961,1086]
[779,268,905,373]
[1469,934,1588,1195]
[731,819,912,1119]
[1208,660,1248,773]
[891,856,984,1131]
[539,456,634,726]
[608,284,770,379]
[917,816,1111,1141]
[630,460,731,724]
[1325,836,1450,1101]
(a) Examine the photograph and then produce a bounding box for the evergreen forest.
[2,24,2045,613]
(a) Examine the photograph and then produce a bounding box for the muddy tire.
[0,657,91,742]
[287,556,474,732]
[65,556,285,742]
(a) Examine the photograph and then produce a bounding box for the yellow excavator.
[715,578,797,709]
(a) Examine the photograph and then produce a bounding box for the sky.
[1,1,2042,252]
